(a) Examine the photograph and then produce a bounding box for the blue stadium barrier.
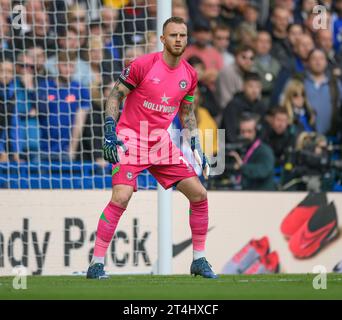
[0,161,340,191]
[0,161,158,190]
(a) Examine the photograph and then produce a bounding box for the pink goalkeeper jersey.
[117,51,197,158]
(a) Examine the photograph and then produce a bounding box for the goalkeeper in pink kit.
[87,17,218,279]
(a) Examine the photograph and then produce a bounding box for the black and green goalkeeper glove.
[103,117,127,164]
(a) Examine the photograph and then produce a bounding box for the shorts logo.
[126,172,133,180]
[179,80,187,90]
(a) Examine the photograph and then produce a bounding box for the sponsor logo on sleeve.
[120,66,131,81]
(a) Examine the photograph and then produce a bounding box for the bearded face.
[161,22,188,57]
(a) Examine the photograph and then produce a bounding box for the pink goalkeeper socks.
[189,199,209,252]
[93,201,126,257]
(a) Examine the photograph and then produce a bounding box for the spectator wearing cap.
[216,45,255,111]
[212,24,234,67]
[253,31,281,107]
[220,72,267,143]
[303,48,342,136]
[316,29,342,79]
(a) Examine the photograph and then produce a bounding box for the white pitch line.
[235,277,342,283]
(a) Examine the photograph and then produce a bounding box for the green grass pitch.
[0,274,341,300]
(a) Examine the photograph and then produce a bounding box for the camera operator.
[281,132,342,191]
[228,113,276,191]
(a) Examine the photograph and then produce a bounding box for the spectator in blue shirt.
[303,48,342,136]
[37,51,90,162]
[332,0,342,53]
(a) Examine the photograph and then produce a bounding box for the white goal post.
[156,0,172,276]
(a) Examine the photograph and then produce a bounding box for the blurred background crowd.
[0,0,342,191]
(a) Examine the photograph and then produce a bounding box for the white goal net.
[0,0,158,190]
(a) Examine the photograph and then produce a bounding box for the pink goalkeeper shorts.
[111,143,197,191]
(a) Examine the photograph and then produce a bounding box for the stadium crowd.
[0,0,342,191]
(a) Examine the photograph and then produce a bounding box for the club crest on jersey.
[126,172,133,180]
[179,80,187,90]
